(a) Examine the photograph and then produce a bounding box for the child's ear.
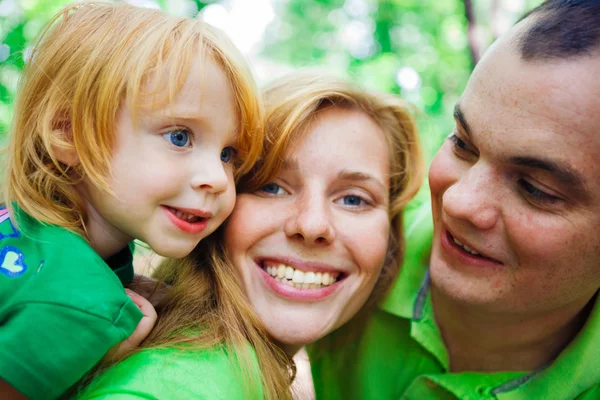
[51,116,80,167]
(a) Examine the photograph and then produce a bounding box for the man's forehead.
[464,38,600,140]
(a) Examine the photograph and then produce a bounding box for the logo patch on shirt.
[0,246,27,278]
[0,206,20,240]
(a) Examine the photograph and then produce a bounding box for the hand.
[104,289,157,361]
[127,273,170,309]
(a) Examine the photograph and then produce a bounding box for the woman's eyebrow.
[337,170,387,192]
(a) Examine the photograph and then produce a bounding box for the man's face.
[428,32,600,315]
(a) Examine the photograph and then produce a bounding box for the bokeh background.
[1,0,543,158]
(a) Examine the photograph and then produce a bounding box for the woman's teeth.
[264,264,340,289]
[452,236,481,256]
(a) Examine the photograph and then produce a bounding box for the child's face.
[82,55,239,258]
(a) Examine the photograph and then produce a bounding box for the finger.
[125,290,157,317]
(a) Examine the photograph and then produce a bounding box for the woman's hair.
[2,1,263,239]
[241,70,425,313]
[141,239,294,399]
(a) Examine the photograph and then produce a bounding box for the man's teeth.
[170,207,202,222]
[452,236,481,256]
[264,264,339,289]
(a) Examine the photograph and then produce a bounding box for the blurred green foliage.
[0,0,542,158]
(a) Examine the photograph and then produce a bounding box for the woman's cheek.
[342,213,389,276]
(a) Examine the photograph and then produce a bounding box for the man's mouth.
[450,234,482,256]
[447,231,499,262]
[260,261,342,289]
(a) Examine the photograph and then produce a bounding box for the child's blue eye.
[260,183,286,195]
[163,129,191,147]
[221,147,236,163]
[342,195,364,206]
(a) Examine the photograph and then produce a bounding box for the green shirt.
[76,345,264,399]
[0,205,143,400]
[309,195,600,400]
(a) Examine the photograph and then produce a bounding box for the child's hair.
[2,1,263,239]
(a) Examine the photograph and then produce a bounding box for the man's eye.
[163,129,191,147]
[220,147,237,163]
[519,179,560,204]
[260,182,286,195]
[448,134,470,152]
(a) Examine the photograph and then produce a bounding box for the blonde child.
[0,2,263,399]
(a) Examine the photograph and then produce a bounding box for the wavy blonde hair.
[2,1,263,239]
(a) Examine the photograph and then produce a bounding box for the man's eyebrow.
[453,103,473,137]
[337,170,387,192]
[509,156,588,192]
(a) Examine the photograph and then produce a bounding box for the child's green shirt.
[0,205,143,400]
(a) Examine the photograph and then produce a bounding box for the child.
[0,2,264,399]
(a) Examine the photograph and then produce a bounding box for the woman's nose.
[442,165,500,231]
[284,193,335,246]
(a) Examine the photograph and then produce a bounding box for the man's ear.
[51,116,80,167]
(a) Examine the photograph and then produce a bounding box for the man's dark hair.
[517,0,600,60]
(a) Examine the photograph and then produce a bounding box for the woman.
[79,71,424,399]
[225,70,424,356]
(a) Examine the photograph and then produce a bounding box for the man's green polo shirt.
[309,194,600,399]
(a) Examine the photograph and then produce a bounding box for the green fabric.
[0,205,143,400]
[309,193,600,399]
[76,345,265,399]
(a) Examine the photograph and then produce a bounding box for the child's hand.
[128,273,171,309]
[104,289,157,361]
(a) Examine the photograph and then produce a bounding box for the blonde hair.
[2,1,263,239]
[242,70,424,305]
[138,238,294,399]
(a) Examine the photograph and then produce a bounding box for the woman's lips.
[256,259,345,302]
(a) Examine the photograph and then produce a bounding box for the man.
[310,1,600,398]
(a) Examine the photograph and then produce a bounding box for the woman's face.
[224,107,391,351]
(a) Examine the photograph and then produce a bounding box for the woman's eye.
[220,147,237,163]
[260,182,286,195]
[519,179,560,203]
[163,129,191,148]
[342,195,365,207]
